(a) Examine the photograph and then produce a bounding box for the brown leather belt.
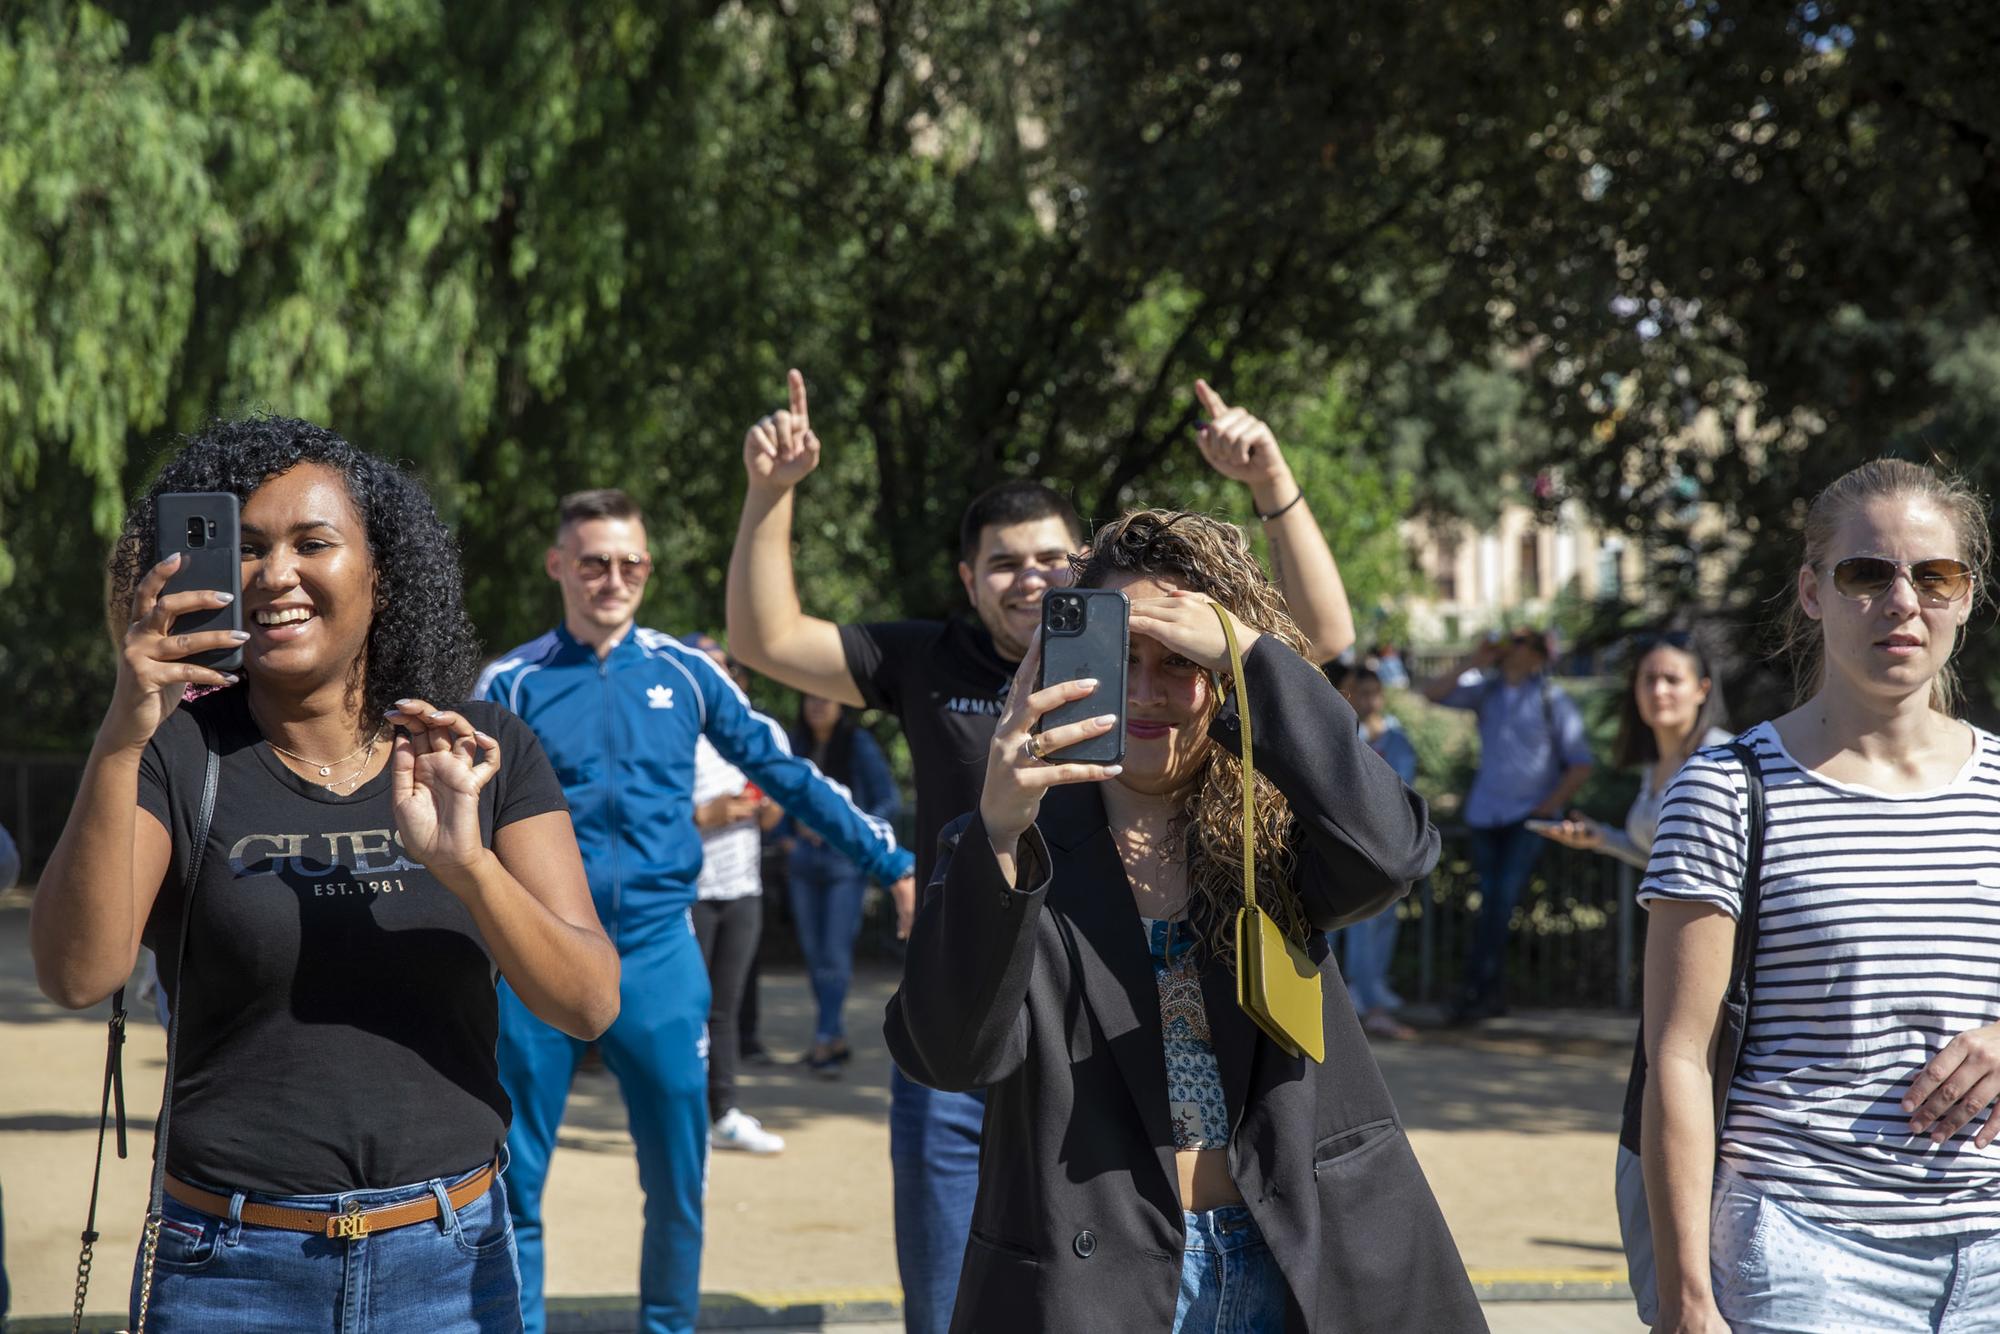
[163,1160,498,1240]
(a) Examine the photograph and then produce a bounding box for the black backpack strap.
[1615,733,1768,1156]
[1710,739,1767,1128]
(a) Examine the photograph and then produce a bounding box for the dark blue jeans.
[131,1159,520,1333]
[889,1069,985,1334]
[789,862,868,1042]
[1460,821,1547,1011]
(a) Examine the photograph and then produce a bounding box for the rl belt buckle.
[329,1200,370,1241]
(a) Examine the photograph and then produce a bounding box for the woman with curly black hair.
[31,415,619,1332]
[885,509,1484,1332]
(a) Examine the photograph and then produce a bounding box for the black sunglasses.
[1829,557,1974,607]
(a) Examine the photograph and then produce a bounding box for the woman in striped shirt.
[1641,459,2000,1333]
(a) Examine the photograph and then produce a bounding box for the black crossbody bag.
[71,711,219,1334]
[1614,738,1766,1325]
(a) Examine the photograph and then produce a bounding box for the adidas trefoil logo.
[646,684,675,710]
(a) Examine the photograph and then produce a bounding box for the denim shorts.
[131,1160,521,1333]
[1711,1164,2000,1334]
[1174,1204,1287,1333]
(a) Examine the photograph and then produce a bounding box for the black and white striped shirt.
[1640,720,2000,1237]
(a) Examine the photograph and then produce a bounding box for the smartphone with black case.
[1035,588,1128,765]
[154,492,244,672]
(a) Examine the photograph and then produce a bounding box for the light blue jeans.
[1174,1205,1287,1332]
[1337,908,1404,1014]
[1712,1164,2000,1333]
[132,1159,520,1333]
[889,1068,984,1334]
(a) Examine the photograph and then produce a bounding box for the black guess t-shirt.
[137,687,568,1194]
[840,617,1016,885]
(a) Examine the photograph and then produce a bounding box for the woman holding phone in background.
[1532,629,1731,868]
[30,415,618,1331]
[886,509,1484,1333]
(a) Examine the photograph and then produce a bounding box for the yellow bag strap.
[1213,604,1256,914]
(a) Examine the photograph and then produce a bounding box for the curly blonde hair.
[1073,509,1316,969]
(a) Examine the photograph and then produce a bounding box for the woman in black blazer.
[886,509,1486,1333]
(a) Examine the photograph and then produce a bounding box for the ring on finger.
[1022,734,1049,764]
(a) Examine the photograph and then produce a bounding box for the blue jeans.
[1337,906,1403,1014]
[130,1160,519,1333]
[889,1068,984,1334]
[1711,1165,2000,1332]
[1174,1205,1287,1332]
[789,862,867,1042]
[498,921,710,1334]
[1460,821,1546,1010]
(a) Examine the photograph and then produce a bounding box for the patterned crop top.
[1143,917,1229,1150]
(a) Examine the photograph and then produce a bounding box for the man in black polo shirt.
[726,369,1356,1334]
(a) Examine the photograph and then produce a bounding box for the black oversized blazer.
[885,638,1487,1333]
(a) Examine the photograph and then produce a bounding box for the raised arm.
[884,816,1049,1091]
[1193,379,1354,664]
[1421,637,1502,703]
[694,656,913,887]
[726,369,867,707]
[32,554,240,1008]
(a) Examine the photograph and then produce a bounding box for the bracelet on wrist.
[1255,490,1304,522]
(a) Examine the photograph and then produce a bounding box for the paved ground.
[0,886,1643,1330]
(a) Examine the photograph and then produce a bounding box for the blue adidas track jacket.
[476,624,913,951]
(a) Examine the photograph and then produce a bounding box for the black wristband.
[1255,490,1304,522]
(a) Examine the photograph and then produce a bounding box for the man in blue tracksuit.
[478,487,915,1334]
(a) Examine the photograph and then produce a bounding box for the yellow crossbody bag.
[1217,606,1325,1063]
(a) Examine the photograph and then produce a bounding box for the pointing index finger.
[1194,378,1228,420]
[789,368,809,427]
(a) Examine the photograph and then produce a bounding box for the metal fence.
[0,752,87,884]
[1379,827,1645,1011]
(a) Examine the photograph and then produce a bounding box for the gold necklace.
[317,740,380,795]
[265,728,384,778]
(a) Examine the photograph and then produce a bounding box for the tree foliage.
[6,0,2000,749]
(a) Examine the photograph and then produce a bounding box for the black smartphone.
[1035,588,1128,765]
[154,492,244,672]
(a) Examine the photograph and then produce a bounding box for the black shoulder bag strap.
[1709,739,1768,1129]
[72,710,219,1334]
[1616,736,1767,1153]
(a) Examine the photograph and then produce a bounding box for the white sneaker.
[710,1107,784,1155]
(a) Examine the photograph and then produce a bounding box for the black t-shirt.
[137,687,568,1194]
[840,617,1016,885]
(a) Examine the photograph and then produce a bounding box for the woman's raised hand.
[979,631,1123,852]
[387,700,501,882]
[103,553,248,753]
[1126,589,1260,675]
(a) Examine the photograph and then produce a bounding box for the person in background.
[1336,665,1421,1040]
[478,488,913,1334]
[1421,626,1594,1024]
[684,633,790,1153]
[786,694,902,1076]
[1534,629,1731,869]
[1371,640,1411,689]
